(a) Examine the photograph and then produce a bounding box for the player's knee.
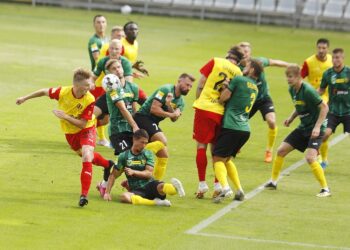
[120,193,132,204]
[81,147,94,162]
[276,146,288,157]
[156,147,168,158]
[157,183,165,195]
[305,154,317,164]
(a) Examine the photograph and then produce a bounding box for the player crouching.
[103,129,185,206]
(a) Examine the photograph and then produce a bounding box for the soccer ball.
[102,74,121,92]
[121,5,132,15]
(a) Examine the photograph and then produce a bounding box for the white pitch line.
[186,133,348,235]
[194,232,350,250]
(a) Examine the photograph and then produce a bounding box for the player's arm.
[16,88,50,105]
[150,99,179,120]
[104,168,123,201]
[115,100,139,132]
[284,110,298,127]
[124,165,153,179]
[196,74,207,99]
[300,61,309,78]
[269,58,290,67]
[52,111,88,129]
[318,71,328,95]
[219,88,232,105]
[92,51,100,65]
[311,101,328,138]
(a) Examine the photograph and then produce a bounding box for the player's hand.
[103,193,112,201]
[311,127,320,139]
[132,125,140,133]
[53,110,67,119]
[132,71,145,79]
[124,167,134,176]
[133,60,149,76]
[284,119,291,127]
[89,83,96,91]
[16,97,26,105]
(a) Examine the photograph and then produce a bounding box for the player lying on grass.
[265,64,331,197]
[16,68,114,207]
[103,129,185,207]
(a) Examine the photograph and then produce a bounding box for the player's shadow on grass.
[0,138,72,155]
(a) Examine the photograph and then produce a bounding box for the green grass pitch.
[1,3,350,249]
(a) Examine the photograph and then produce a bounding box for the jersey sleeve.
[320,71,329,89]
[132,83,139,102]
[80,102,95,121]
[88,40,99,54]
[227,78,238,92]
[48,87,62,100]
[177,98,185,112]
[108,89,123,104]
[144,150,155,167]
[153,86,169,103]
[93,59,104,76]
[115,152,126,171]
[121,58,133,77]
[200,59,215,78]
[256,57,270,67]
[301,61,309,78]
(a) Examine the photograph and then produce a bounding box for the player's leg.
[121,192,163,206]
[320,113,338,168]
[260,98,277,163]
[94,94,110,147]
[150,131,168,180]
[305,138,330,197]
[79,144,95,207]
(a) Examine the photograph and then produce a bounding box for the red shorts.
[193,108,222,144]
[65,126,96,151]
[90,86,105,99]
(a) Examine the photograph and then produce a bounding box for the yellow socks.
[267,127,278,151]
[131,195,155,206]
[226,160,242,191]
[310,161,328,188]
[145,141,165,155]
[163,183,177,195]
[320,140,329,162]
[214,161,228,188]
[271,155,284,182]
[97,125,107,141]
[153,157,168,180]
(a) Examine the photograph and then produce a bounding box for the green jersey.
[88,34,108,70]
[138,84,185,123]
[93,56,132,78]
[222,76,259,132]
[289,82,326,132]
[106,81,139,135]
[115,149,154,191]
[320,66,350,116]
[255,57,271,101]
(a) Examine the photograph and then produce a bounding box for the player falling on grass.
[133,73,195,181]
[16,68,114,207]
[265,65,331,198]
[318,48,350,168]
[103,129,185,207]
[193,46,243,199]
[92,39,133,147]
[212,59,262,203]
[301,38,333,168]
[238,42,290,163]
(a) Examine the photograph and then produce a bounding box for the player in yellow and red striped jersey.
[16,68,113,207]
[193,46,243,199]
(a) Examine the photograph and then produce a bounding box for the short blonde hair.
[285,64,301,77]
[73,68,91,84]
[105,59,120,70]
[238,41,251,48]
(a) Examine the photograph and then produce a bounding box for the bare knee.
[156,147,168,158]
[120,193,132,204]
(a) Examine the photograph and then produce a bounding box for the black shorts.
[109,132,133,155]
[327,113,350,133]
[134,113,162,138]
[96,94,109,120]
[284,128,324,153]
[132,180,166,200]
[213,128,250,158]
[249,97,275,120]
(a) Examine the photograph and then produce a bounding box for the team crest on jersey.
[331,74,337,84]
[170,102,177,109]
[155,91,164,100]
[76,103,83,109]
[110,90,119,101]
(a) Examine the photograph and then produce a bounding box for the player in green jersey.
[88,15,108,71]
[318,48,350,168]
[103,129,185,207]
[238,42,290,163]
[212,59,263,203]
[265,65,331,197]
[134,74,195,180]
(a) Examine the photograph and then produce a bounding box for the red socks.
[81,162,92,196]
[92,152,109,168]
[196,148,207,182]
